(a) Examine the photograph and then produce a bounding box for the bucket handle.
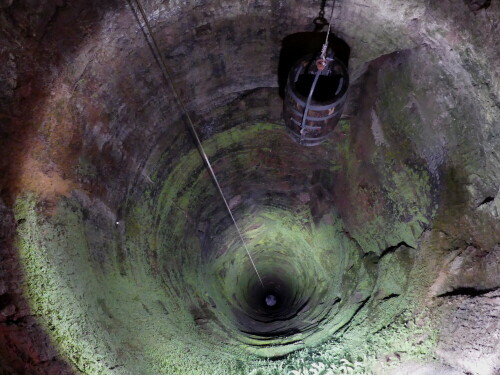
[299,69,323,143]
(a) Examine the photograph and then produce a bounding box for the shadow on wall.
[277,32,351,98]
[465,0,491,11]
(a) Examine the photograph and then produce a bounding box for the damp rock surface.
[437,290,500,375]
[0,0,499,374]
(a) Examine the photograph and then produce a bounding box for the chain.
[320,0,336,61]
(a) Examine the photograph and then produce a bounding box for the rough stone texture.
[437,290,500,375]
[386,361,466,375]
[0,202,74,375]
[429,245,500,297]
[0,0,499,374]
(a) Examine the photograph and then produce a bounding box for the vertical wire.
[127,0,265,288]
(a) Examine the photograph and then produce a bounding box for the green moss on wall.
[13,119,439,374]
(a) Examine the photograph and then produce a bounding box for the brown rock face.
[0,0,499,374]
[437,290,500,375]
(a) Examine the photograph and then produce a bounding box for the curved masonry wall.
[0,1,499,374]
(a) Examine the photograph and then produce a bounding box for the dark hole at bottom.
[265,294,277,307]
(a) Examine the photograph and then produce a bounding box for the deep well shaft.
[0,1,499,374]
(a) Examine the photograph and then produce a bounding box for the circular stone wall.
[0,1,499,374]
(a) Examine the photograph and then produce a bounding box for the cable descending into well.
[127,0,265,288]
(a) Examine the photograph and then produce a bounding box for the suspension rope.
[320,0,336,61]
[127,0,265,288]
[300,0,337,143]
